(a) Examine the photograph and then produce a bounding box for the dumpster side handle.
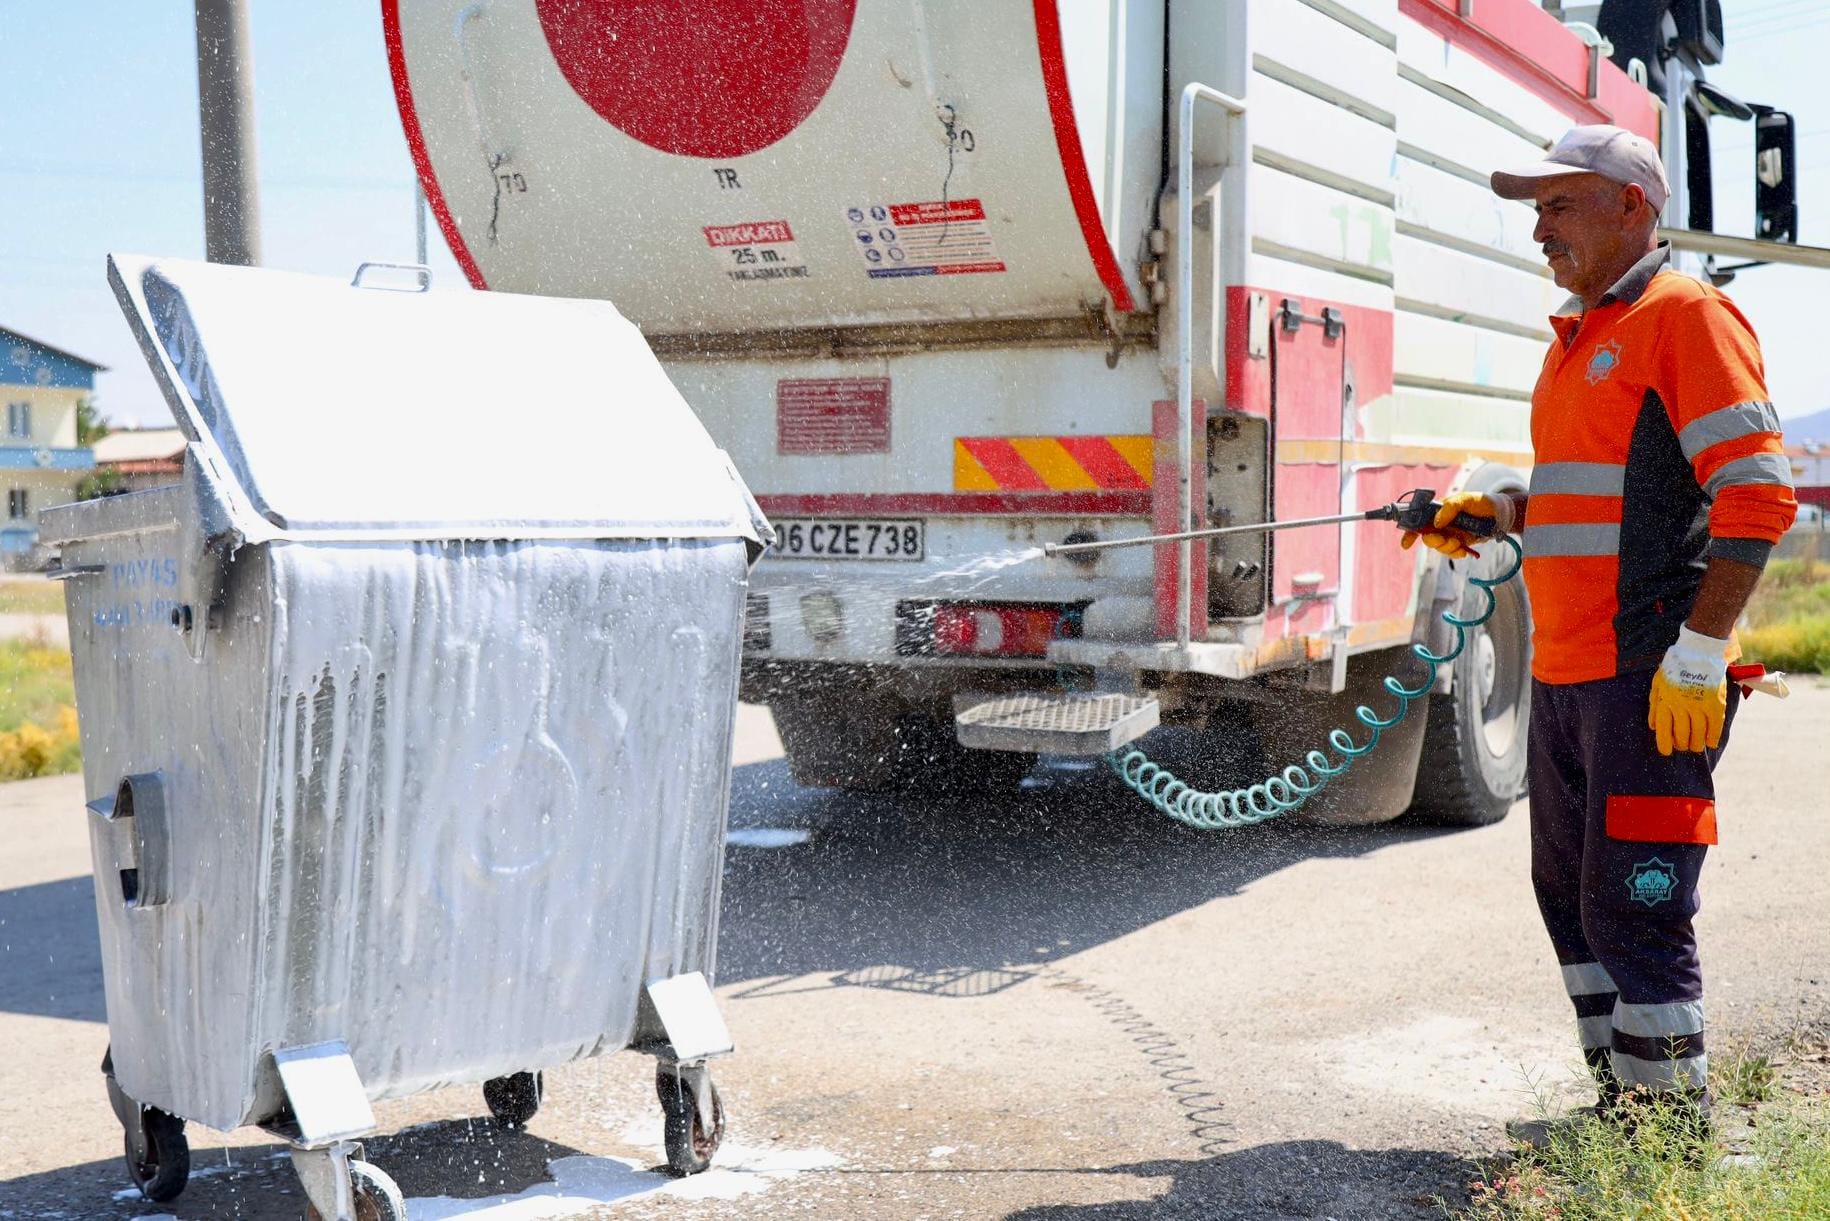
[92,773,174,909]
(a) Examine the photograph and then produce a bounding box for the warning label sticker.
[843,199,1005,279]
[777,378,891,455]
[704,220,810,284]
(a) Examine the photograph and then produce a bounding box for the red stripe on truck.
[1399,0,1660,140]
[382,0,491,291]
[755,492,1151,517]
[1032,0,1137,314]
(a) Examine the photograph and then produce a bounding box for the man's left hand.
[1648,626,1731,756]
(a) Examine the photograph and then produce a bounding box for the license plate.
[772,518,925,561]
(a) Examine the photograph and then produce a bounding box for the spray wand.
[1042,488,1497,556]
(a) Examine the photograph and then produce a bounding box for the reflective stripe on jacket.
[1525,244,1797,685]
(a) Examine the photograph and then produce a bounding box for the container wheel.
[483,1070,544,1128]
[305,1160,407,1221]
[656,1067,725,1177]
[123,1106,189,1203]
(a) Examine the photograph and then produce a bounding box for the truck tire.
[1407,541,1531,826]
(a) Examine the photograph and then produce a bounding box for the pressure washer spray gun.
[1042,489,1792,699]
[1042,487,1498,558]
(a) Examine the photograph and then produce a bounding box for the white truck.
[383,0,1804,825]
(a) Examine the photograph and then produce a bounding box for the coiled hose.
[1110,535,1523,829]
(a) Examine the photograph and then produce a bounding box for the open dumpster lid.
[110,254,761,541]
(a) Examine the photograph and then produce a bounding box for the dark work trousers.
[1528,668,1739,1102]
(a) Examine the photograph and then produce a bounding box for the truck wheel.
[1407,545,1531,826]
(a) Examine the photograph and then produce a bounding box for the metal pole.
[194,0,261,265]
[1046,510,1372,556]
[1174,83,1247,651]
[1658,227,1830,272]
[414,178,429,266]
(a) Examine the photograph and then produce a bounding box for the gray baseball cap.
[1491,124,1670,211]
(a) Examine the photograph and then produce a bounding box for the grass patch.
[1742,558,1830,675]
[0,640,81,779]
[1454,1040,1830,1219]
[0,578,66,616]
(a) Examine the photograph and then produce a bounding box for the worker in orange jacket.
[1403,125,1798,1145]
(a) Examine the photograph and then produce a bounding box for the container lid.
[111,254,759,541]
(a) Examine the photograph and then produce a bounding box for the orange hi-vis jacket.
[1524,244,1797,685]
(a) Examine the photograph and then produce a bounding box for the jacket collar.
[1554,241,1671,317]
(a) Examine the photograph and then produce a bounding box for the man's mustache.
[1542,242,1570,258]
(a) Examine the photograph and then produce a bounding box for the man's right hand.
[1400,490,1514,559]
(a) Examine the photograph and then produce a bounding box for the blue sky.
[3,1,462,426]
[3,1,1826,426]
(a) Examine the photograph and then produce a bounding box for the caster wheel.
[305,1159,406,1221]
[656,1066,725,1177]
[123,1106,190,1203]
[483,1070,544,1128]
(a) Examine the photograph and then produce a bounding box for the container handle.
[100,773,173,909]
[44,562,105,581]
[350,262,432,292]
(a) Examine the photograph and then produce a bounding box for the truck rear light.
[900,603,1080,658]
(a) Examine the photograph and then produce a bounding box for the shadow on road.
[0,873,105,1022]
[0,1117,609,1219]
[718,731,1472,995]
[0,726,1489,1215]
[1000,1139,1477,1219]
[0,727,1476,1025]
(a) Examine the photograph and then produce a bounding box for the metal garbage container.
[41,254,771,1218]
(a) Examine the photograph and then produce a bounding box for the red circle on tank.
[534,0,858,159]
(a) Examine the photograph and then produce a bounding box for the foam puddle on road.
[408,1142,840,1217]
[726,827,812,848]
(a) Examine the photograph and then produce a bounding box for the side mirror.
[1673,0,1725,67]
[1753,107,1798,244]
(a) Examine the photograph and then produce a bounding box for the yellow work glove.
[1399,490,1512,560]
[1648,626,1730,756]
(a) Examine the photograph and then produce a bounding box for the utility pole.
[194,0,261,265]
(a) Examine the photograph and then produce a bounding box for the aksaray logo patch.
[1627,857,1678,907]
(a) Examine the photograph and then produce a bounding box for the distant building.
[92,426,185,493]
[0,327,100,560]
[1788,442,1829,511]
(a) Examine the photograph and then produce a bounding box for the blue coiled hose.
[1110,535,1523,829]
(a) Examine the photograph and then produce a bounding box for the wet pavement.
[3,687,1826,1219]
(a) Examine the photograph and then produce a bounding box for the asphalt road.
[2,683,1825,1219]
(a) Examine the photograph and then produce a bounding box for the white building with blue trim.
[0,327,100,559]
